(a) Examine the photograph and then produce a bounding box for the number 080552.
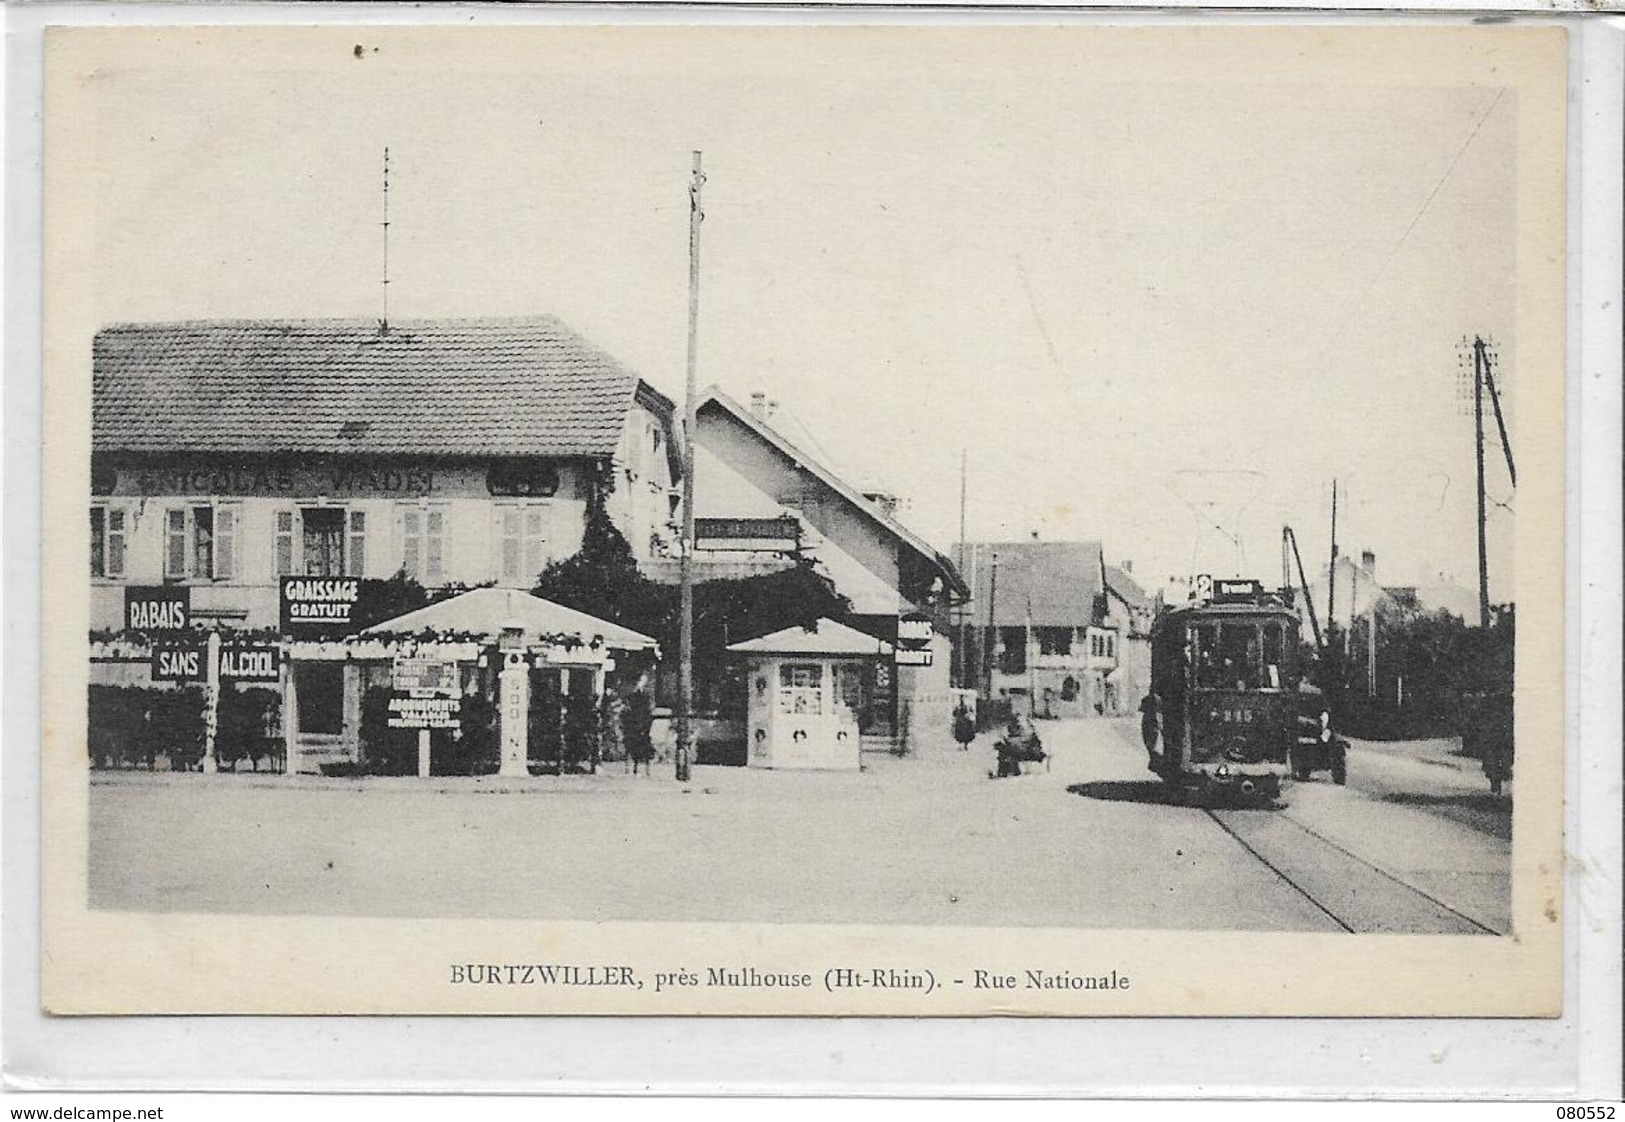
[1556,1108,1615,1119]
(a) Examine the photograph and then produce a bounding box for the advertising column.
[499,649,530,778]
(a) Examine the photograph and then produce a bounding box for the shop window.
[778,663,824,715]
[401,506,445,584]
[499,503,549,585]
[163,504,237,580]
[90,506,126,580]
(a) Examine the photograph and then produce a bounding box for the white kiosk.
[727,619,893,771]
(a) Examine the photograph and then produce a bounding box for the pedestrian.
[1139,692,1160,764]
[952,702,976,752]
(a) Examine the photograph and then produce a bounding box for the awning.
[358,587,659,653]
[726,618,893,657]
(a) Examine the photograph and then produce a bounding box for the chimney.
[766,398,779,420]
[1361,550,1376,579]
[1122,559,1134,574]
[749,392,768,420]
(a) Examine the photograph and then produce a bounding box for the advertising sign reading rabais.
[124,585,190,631]
[280,576,361,633]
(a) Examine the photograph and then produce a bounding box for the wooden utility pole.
[677,151,704,783]
[1326,480,1339,649]
[1473,337,1490,628]
[957,450,967,689]
[984,551,999,701]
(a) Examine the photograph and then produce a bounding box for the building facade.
[90,317,679,635]
[89,316,680,772]
[649,387,968,757]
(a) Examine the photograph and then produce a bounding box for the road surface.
[88,718,1510,932]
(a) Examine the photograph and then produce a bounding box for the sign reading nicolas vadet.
[280,576,362,632]
[124,586,190,631]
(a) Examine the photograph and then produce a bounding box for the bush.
[217,687,282,772]
[88,685,207,770]
[439,691,499,776]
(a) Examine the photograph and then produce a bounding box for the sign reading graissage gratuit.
[280,576,362,633]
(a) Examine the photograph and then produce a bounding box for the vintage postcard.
[41,22,1567,1016]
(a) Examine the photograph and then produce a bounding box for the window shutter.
[165,509,187,578]
[426,510,445,583]
[347,510,367,578]
[215,506,237,580]
[90,508,106,579]
[107,509,127,579]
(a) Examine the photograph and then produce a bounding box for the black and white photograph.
[41,22,1568,1017]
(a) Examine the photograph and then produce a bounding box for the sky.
[78,26,1531,604]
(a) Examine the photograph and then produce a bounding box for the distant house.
[1104,562,1155,716]
[956,540,1130,718]
[648,387,968,756]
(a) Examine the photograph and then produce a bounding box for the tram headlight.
[1216,764,1231,778]
[1319,710,1332,743]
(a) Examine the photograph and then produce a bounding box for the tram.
[1142,577,1303,804]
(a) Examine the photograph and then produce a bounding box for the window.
[90,506,127,579]
[401,506,445,584]
[1262,623,1285,690]
[301,508,345,578]
[997,627,1027,675]
[778,663,824,715]
[1215,623,1263,690]
[164,505,236,580]
[1106,634,1115,659]
[499,503,549,585]
[275,511,296,576]
[1036,627,1072,656]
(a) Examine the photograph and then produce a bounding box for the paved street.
[88,719,1511,933]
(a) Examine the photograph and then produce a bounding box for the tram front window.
[1215,624,1262,690]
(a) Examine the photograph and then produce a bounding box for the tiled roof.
[92,317,667,457]
[958,541,1105,628]
[697,388,970,600]
[1105,564,1153,610]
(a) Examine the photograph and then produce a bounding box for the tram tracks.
[1203,805,1503,935]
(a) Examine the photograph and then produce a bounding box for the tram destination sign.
[280,576,362,633]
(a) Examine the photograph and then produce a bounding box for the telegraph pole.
[1473,337,1490,628]
[956,449,967,689]
[984,551,999,702]
[380,147,391,333]
[1326,479,1339,648]
[677,150,704,783]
